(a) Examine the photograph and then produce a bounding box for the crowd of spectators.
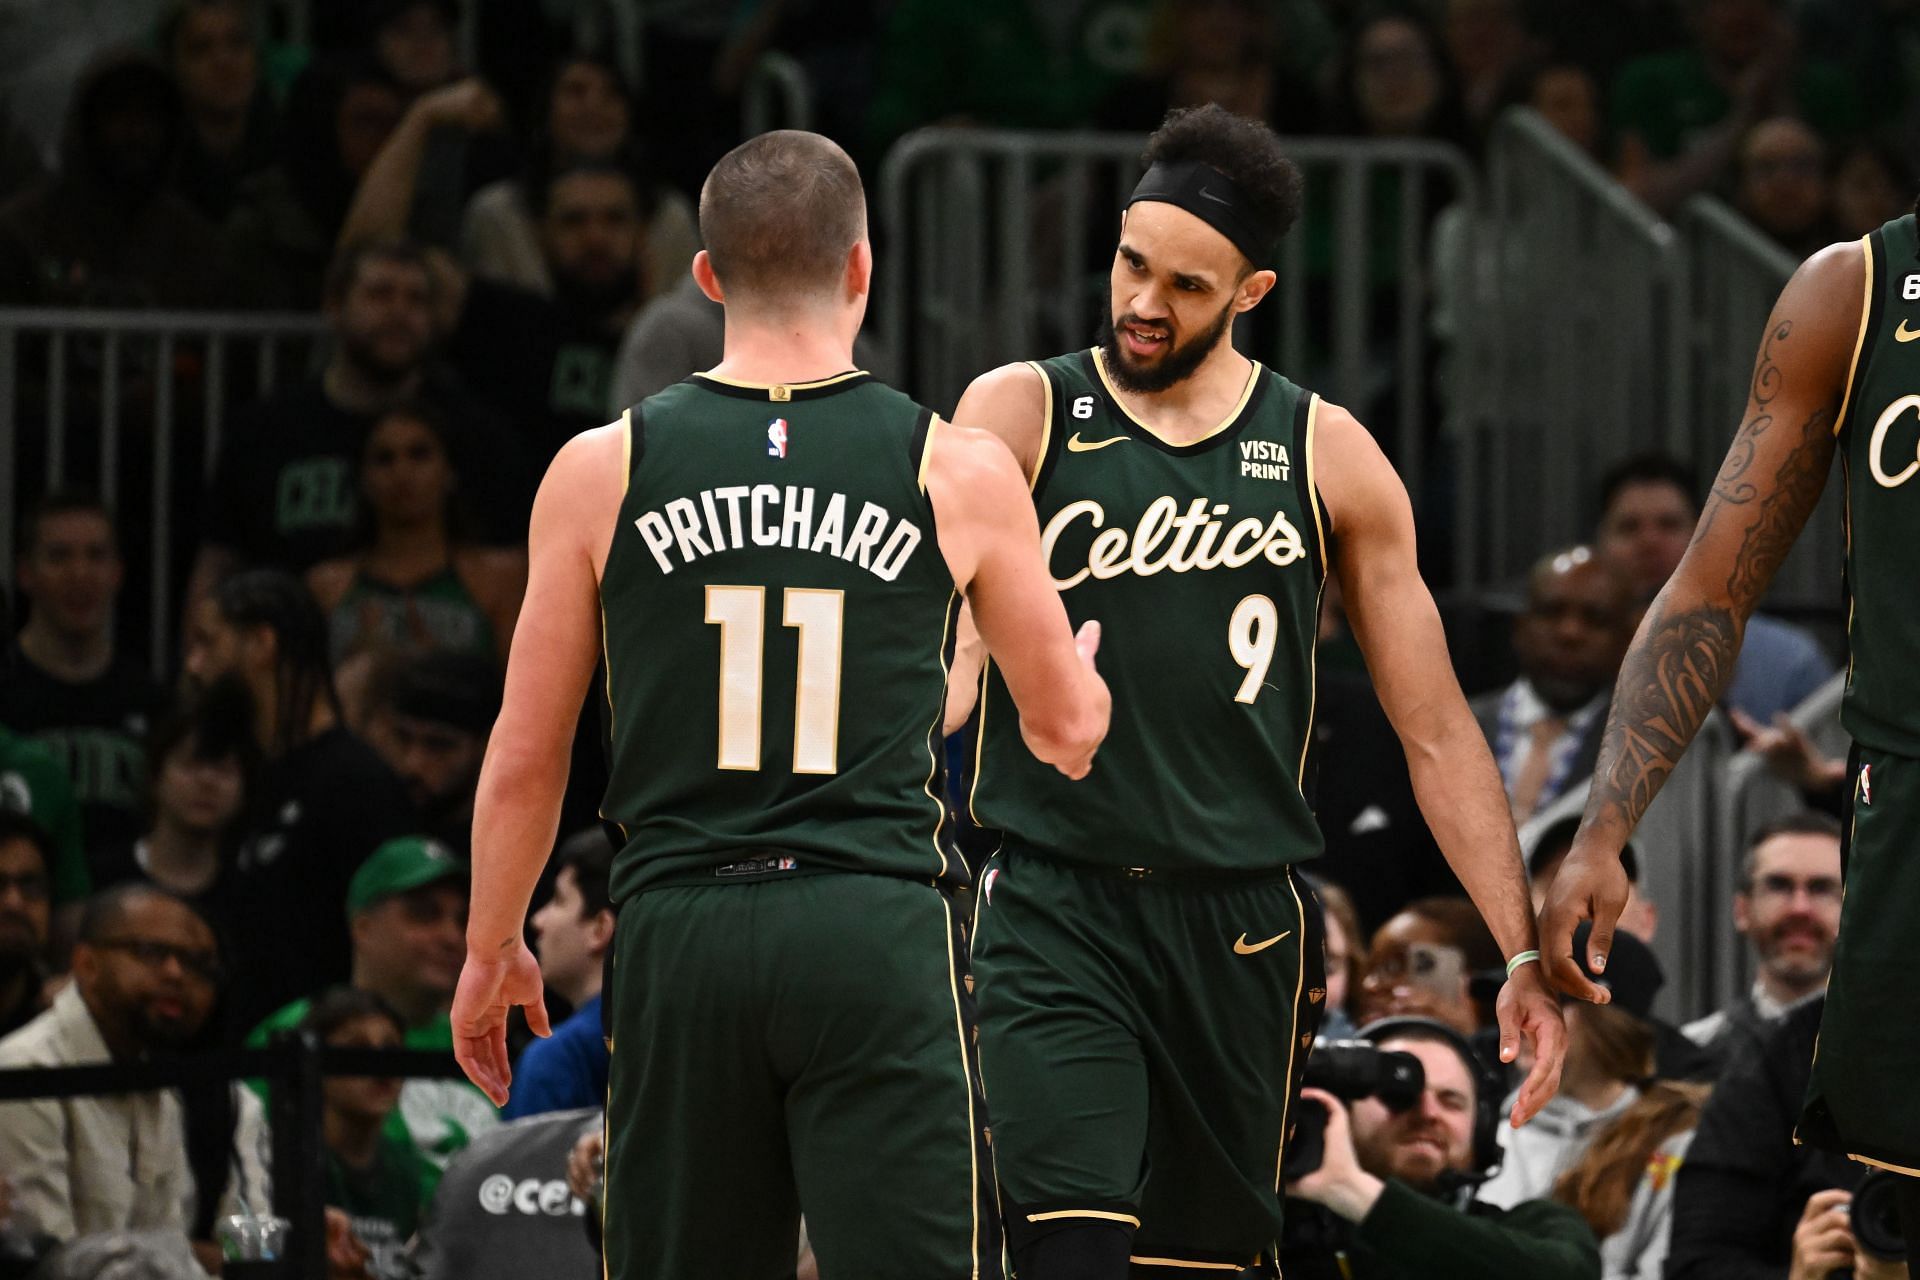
[0,0,1906,1277]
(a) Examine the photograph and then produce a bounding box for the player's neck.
[18,619,112,684]
[710,310,859,387]
[1107,342,1254,444]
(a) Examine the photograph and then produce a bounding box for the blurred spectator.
[182,570,412,1030]
[1551,1080,1710,1280]
[1283,1019,1602,1280]
[228,57,405,306]
[306,403,524,669]
[0,725,87,908]
[0,103,47,206]
[0,812,55,1037]
[0,50,243,307]
[1830,138,1914,240]
[1593,453,1833,723]
[1682,814,1841,1070]
[1326,7,1470,145]
[867,0,1147,160]
[0,885,215,1245]
[504,829,613,1120]
[1525,816,1658,943]
[411,1106,602,1280]
[162,0,280,224]
[301,986,438,1280]
[191,239,532,598]
[360,651,500,856]
[447,162,653,451]
[1665,994,1868,1279]
[249,836,495,1168]
[1610,0,1863,216]
[1480,923,1662,1209]
[0,0,173,169]
[131,693,251,955]
[1733,116,1836,259]
[460,53,699,308]
[1096,0,1316,134]
[1444,0,1542,136]
[369,0,456,98]
[1355,896,1501,1036]
[1471,547,1637,824]
[1499,59,1605,158]
[0,492,167,891]
[1311,875,1363,1040]
[637,1,745,198]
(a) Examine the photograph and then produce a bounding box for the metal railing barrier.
[0,309,326,674]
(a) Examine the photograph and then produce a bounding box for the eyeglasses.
[1748,874,1842,905]
[91,938,224,983]
[0,872,49,902]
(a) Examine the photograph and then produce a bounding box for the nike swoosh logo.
[1898,320,1920,343]
[1067,433,1131,452]
[1233,931,1292,955]
[1199,189,1233,205]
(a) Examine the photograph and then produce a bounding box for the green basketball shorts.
[1801,746,1920,1170]
[601,870,999,1280]
[971,847,1324,1273]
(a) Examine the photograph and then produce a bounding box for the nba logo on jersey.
[1861,763,1873,806]
[767,417,789,459]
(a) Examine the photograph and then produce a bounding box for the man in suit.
[1470,547,1638,824]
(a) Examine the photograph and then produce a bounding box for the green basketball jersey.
[598,371,962,900]
[1837,213,1920,757]
[971,348,1328,872]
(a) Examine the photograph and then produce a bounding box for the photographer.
[1284,1018,1600,1280]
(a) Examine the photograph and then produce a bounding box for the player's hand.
[1497,963,1566,1126]
[1284,1089,1385,1223]
[1789,1189,1858,1280]
[1538,837,1629,1004]
[452,940,551,1107]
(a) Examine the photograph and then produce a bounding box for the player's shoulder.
[926,416,1027,494]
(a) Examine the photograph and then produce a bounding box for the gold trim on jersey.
[693,368,869,397]
[919,416,942,493]
[923,591,962,880]
[938,889,985,1280]
[1089,346,1259,448]
[967,654,992,830]
[1024,360,1053,490]
[1126,1257,1244,1272]
[1029,1210,1143,1228]
[596,412,635,841]
[1271,869,1310,1200]
[1834,235,1875,438]
[1304,395,1328,579]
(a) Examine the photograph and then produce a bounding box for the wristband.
[1505,950,1541,978]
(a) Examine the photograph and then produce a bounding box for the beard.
[553,261,639,328]
[1096,301,1234,394]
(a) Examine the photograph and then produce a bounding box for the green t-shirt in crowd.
[1609,48,1864,158]
[0,724,89,904]
[326,1130,435,1280]
[1341,1179,1600,1280]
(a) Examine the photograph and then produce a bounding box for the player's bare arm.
[1544,242,1861,1002]
[926,416,1109,778]
[942,361,1052,729]
[1318,402,1567,1125]
[453,422,626,1105]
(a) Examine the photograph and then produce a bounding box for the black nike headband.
[1125,160,1277,269]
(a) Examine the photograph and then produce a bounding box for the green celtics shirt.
[599,371,962,899]
[971,348,1328,872]
[1837,213,1920,757]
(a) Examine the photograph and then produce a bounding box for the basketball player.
[450,131,1110,1280]
[949,105,1566,1277]
[1546,201,1920,1263]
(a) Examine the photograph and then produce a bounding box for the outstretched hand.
[1538,840,1629,1005]
[452,941,551,1107]
[1496,963,1567,1127]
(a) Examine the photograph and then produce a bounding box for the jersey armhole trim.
[916,411,940,494]
[1834,233,1878,438]
[625,403,648,481]
[1025,360,1053,492]
[1302,395,1329,581]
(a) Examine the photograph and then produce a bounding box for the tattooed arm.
[1541,241,1864,1001]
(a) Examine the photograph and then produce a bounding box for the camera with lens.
[1281,1040,1425,1181]
[1852,1170,1908,1262]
